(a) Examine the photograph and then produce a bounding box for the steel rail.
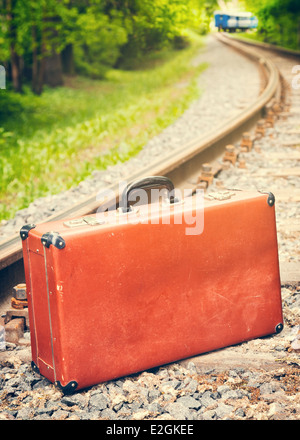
[220,33,300,59]
[0,34,281,296]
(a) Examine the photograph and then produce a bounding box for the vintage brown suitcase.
[20,177,283,393]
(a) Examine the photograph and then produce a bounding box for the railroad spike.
[11,297,28,310]
[197,163,214,187]
[255,119,266,138]
[272,102,283,114]
[12,283,27,301]
[266,109,275,128]
[238,159,247,169]
[240,132,253,152]
[11,284,28,310]
[223,144,238,165]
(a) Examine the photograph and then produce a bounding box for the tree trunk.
[44,51,64,87]
[32,25,45,95]
[10,49,22,93]
[6,0,22,92]
[42,15,64,88]
[31,12,64,93]
[61,43,75,75]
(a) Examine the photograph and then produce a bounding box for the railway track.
[0,32,283,308]
[0,32,300,421]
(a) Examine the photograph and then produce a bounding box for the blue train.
[214,11,258,32]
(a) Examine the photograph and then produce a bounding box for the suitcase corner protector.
[258,190,275,207]
[267,192,275,207]
[31,360,40,374]
[20,224,36,240]
[55,380,78,395]
[41,232,66,249]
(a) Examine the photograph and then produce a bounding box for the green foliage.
[0,33,207,221]
[73,7,127,78]
[0,1,215,219]
[0,0,215,88]
[242,0,300,50]
[115,0,214,65]
[0,90,24,122]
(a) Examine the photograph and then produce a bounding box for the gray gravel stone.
[222,389,243,400]
[89,391,109,410]
[215,403,234,419]
[165,402,193,420]
[101,408,117,419]
[217,384,231,395]
[61,393,87,409]
[148,402,164,415]
[176,395,202,410]
[235,408,246,418]
[148,388,161,403]
[51,409,69,420]
[16,407,35,419]
[259,383,277,395]
[199,390,215,408]
[200,409,216,420]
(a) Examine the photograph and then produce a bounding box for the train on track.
[214,11,258,32]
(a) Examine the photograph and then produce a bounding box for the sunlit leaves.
[242,0,300,49]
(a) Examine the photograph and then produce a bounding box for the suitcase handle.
[121,176,177,212]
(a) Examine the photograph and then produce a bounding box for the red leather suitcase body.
[20,177,283,393]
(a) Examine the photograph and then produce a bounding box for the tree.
[242,0,300,49]
[0,0,217,94]
[0,0,29,92]
[73,4,127,78]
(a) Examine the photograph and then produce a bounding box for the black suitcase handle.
[121,176,177,212]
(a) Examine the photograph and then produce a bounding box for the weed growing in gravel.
[0,32,207,221]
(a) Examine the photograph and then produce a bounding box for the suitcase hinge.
[20,223,36,240]
[41,232,66,249]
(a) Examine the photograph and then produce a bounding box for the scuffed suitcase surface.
[21,187,283,392]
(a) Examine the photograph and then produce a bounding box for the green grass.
[0,31,208,222]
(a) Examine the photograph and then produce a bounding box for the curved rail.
[221,33,300,59]
[0,34,281,283]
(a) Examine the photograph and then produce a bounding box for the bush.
[0,90,24,123]
[172,35,190,50]
[73,9,127,79]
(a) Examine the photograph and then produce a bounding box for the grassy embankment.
[0,31,208,222]
[231,30,300,53]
